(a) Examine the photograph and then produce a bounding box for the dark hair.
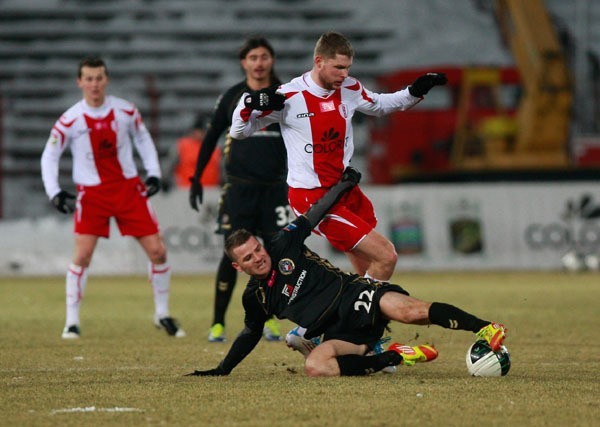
[314,31,354,59]
[239,36,275,59]
[78,56,108,78]
[224,229,254,260]
[238,36,278,84]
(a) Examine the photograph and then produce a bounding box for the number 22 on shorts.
[354,290,374,313]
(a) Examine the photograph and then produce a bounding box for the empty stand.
[0,0,597,218]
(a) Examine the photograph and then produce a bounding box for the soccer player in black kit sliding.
[186,168,507,377]
[188,37,289,342]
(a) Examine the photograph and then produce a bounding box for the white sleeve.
[229,93,281,140]
[356,85,422,116]
[131,108,162,179]
[40,127,68,200]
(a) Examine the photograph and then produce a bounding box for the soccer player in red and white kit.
[230,31,447,283]
[41,56,185,339]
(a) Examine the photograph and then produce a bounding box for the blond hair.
[314,31,354,59]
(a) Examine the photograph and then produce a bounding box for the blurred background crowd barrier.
[1,183,598,275]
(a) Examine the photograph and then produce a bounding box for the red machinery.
[368,66,521,183]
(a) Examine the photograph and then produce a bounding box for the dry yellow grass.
[1,272,599,426]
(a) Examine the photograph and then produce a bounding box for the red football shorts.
[74,177,159,238]
[288,185,377,252]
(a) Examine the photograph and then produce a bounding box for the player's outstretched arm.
[303,166,361,228]
[184,326,262,377]
[408,73,447,98]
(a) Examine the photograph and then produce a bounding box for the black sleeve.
[270,214,313,256]
[192,92,231,180]
[216,287,268,374]
[218,326,263,374]
[303,179,357,228]
[270,171,358,251]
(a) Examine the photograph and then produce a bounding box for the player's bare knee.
[148,247,167,264]
[73,254,93,267]
[304,352,336,377]
[373,244,397,270]
[151,255,167,265]
[303,359,322,377]
[378,254,397,280]
[382,245,398,267]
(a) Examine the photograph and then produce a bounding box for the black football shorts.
[217,179,289,238]
[322,279,409,349]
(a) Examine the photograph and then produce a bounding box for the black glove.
[243,87,285,111]
[342,166,362,185]
[184,366,228,377]
[188,176,203,211]
[144,176,160,198]
[408,73,447,97]
[51,190,76,214]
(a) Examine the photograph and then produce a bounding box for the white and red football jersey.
[41,95,161,199]
[230,73,420,188]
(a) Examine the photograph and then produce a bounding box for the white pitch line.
[51,406,144,415]
[2,366,165,373]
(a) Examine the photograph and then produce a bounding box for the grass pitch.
[1,271,599,426]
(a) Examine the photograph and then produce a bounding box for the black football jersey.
[242,215,358,337]
[203,80,287,182]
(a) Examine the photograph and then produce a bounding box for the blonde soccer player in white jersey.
[231,31,447,284]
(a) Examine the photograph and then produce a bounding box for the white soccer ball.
[583,254,600,271]
[561,250,585,272]
[466,340,511,377]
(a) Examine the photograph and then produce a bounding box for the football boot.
[263,318,283,341]
[155,316,186,337]
[476,323,507,352]
[208,323,226,342]
[388,343,438,366]
[61,325,81,339]
[285,327,321,357]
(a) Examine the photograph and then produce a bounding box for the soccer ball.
[583,253,600,271]
[466,340,511,377]
[561,250,585,272]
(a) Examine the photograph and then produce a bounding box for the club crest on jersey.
[93,121,109,130]
[338,103,348,118]
[278,258,295,275]
[319,101,335,112]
